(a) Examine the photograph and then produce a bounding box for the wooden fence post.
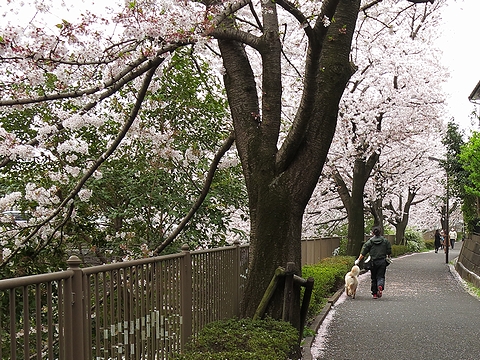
[253,267,285,320]
[282,262,296,323]
[299,277,314,344]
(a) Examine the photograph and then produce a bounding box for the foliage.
[442,121,476,233]
[459,130,480,233]
[391,245,409,257]
[335,236,349,256]
[0,48,247,274]
[173,317,299,360]
[301,256,353,319]
[443,122,468,198]
[404,228,426,252]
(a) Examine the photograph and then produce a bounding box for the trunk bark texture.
[214,0,360,326]
[334,152,380,256]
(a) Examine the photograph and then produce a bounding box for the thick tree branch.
[276,0,315,39]
[208,27,263,50]
[331,167,352,209]
[276,0,358,176]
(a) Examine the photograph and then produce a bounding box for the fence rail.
[0,237,337,359]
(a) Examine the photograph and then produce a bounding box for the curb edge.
[301,287,344,360]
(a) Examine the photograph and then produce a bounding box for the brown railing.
[0,237,337,359]
[301,237,340,266]
[0,267,76,359]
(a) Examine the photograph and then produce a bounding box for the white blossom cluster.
[303,0,450,236]
[0,0,452,267]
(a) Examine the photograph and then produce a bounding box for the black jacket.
[361,236,392,260]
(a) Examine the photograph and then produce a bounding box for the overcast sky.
[437,0,480,132]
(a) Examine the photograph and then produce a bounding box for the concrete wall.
[455,234,480,288]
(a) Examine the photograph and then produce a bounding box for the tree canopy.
[1,0,450,328]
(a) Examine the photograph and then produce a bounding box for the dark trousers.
[370,259,387,294]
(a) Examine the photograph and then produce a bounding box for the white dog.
[344,265,360,299]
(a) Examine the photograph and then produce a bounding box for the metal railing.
[0,237,337,359]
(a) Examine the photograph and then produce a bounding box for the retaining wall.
[455,234,480,288]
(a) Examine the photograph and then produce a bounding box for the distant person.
[434,229,442,253]
[355,227,392,299]
[440,229,445,250]
[449,229,457,249]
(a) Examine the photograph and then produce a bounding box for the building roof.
[469,80,480,102]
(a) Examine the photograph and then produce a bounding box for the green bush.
[174,317,299,360]
[301,256,353,319]
[404,228,426,252]
[391,244,409,257]
[424,239,435,250]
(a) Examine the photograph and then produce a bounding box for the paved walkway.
[310,243,480,360]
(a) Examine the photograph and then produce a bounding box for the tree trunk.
[215,0,361,326]
[334,152,380,256]
[347,161,367,256]
[396,221,407,245]
[370,197,384,233]
[387,187,418,244]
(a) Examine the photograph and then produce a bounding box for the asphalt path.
[310,243,480,360]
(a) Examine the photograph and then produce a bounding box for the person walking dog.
[355,227,392,299]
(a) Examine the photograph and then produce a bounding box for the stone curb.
[301,287,344,360]
[301,268,370,360]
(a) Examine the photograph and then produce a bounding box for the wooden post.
[253,267,285,320]
[282,262,296,322]
[299,277,314,344]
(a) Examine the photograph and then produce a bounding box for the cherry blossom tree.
[1,0,446,327]
[0,45,247,274]
[304,0,447,255]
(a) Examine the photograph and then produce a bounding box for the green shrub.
[391,244,408,257]
[301,256,353,319]
[174,317,299,360]
[404,228,426,252]
[424,239,435,250]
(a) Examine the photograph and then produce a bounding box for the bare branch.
[360,0,384,12]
